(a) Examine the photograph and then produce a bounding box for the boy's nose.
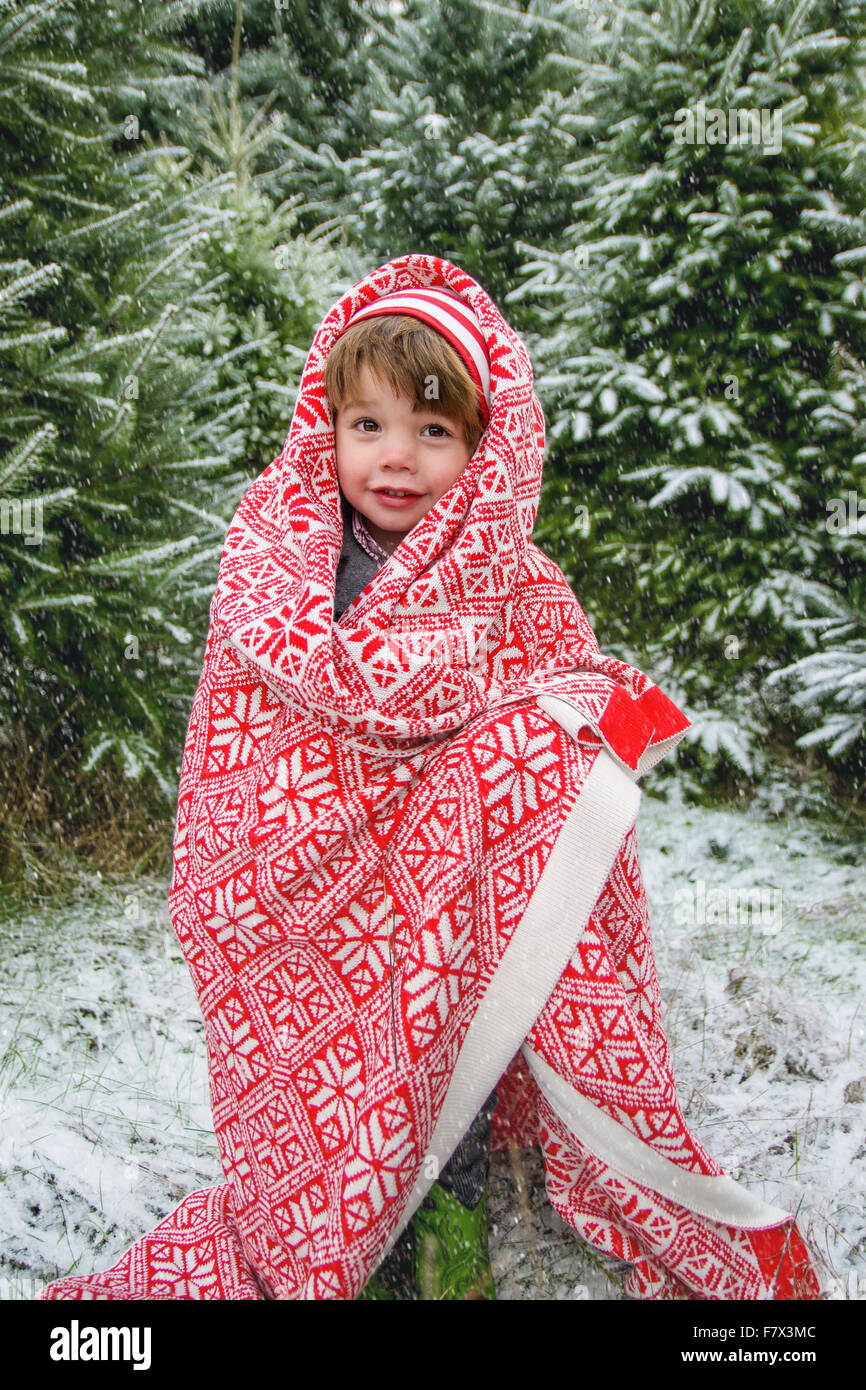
[378,433,417,470]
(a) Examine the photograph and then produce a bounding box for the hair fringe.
[324,315,483,451]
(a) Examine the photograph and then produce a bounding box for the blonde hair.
[324,314,484,453]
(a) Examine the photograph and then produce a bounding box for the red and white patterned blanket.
[40,254,818,1300]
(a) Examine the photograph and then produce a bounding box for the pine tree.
[0,0,343,881]
[169,0,390,174]
[286,0,593,301]
[508,0,866,800]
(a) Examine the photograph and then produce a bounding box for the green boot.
[412,1180,496,1301]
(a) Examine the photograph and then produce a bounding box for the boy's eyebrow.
[340,397,457,417]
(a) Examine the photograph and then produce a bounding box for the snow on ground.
[1,788,864,1301]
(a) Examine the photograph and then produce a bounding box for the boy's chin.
[368,511,421,545]
[369,522,410,551]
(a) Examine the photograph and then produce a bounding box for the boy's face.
[334,365,473,555]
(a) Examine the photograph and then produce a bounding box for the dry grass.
[0,746,173,912]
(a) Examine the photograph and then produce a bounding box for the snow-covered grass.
[1,790,864,1301]
[638,784,866,1302]
[0,885,221,1301]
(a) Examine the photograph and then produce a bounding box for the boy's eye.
[423,423,450,438]
[352,417,379,432]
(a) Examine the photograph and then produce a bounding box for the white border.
[523,1045,789,1230]
[381,746,641,1255]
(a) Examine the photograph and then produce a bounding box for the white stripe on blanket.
[532,702,790,1229]
[382,741,642,1256]
[522,1045,789,1230]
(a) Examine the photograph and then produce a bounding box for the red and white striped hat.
[346,286,491,426]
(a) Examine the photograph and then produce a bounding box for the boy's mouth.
[371,486,423,508]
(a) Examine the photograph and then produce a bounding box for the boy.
[39,258,819,1303]
[325,291,500,1298]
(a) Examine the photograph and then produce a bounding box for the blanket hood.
[211,255,556,741]
[207,253,689,775]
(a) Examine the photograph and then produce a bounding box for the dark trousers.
[432,1087,498,1210]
